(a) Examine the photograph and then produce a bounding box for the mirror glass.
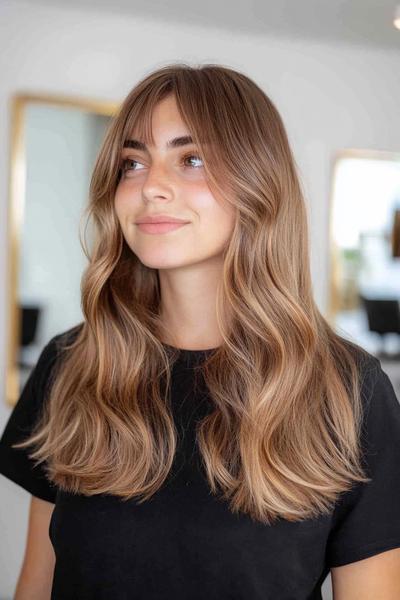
[330,151,400,365]
[7,96,117,404]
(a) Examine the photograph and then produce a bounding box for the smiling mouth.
[136,222,189,234]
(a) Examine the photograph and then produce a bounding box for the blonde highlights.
[14,63,374,524]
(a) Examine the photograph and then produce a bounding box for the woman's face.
[114,94,236,271]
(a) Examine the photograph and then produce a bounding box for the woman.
[1,63,400,599]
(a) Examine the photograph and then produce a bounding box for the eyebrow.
[123,135,197,151]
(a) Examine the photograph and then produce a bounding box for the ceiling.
[21,0,400,50]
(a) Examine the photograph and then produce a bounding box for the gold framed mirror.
[5,93,119,406]
[328,148,400,359]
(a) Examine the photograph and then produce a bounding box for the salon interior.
[1,1,400,599]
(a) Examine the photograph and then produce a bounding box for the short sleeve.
[0,338,61,503]
[326,359,400,567]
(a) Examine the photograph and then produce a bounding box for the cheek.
[191,183,232,217]
[114,186,137,226]
[196,199,236,249]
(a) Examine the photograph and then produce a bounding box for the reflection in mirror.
[329,150,400,387]
[6,95,118,406]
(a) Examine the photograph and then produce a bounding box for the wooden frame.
[5,92,119,406]
[327,147,400,327]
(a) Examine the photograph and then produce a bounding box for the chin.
[137,255,190,270]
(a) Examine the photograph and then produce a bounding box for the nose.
[142,162,173,202]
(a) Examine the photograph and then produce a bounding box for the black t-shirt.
[1,326,400,600]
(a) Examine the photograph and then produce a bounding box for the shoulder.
[33,322,84,391]
[359,355,400,457]
[48,321,84,349]
[43,322,84,360]
[337,337,381,397]
[344,339,398,412]
[340,339,400,479]
[333,338,399,451]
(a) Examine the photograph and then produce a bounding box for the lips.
[136,222,189,235]
[135,215,189,224]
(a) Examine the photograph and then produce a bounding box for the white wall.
[1,0,400,597]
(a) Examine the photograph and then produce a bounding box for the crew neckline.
[162,342,219,356]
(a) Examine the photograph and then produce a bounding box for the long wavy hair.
[14,62,374,524]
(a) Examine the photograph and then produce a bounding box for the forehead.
[122,94,212,151]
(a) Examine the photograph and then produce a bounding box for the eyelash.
[119,152,204,175]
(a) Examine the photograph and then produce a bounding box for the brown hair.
[14,63,374,524]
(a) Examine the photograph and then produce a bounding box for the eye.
[120,158,144,174]
[118,152,204,179]
[181,153,204,168]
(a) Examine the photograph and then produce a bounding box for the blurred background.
[1,1,400,598]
